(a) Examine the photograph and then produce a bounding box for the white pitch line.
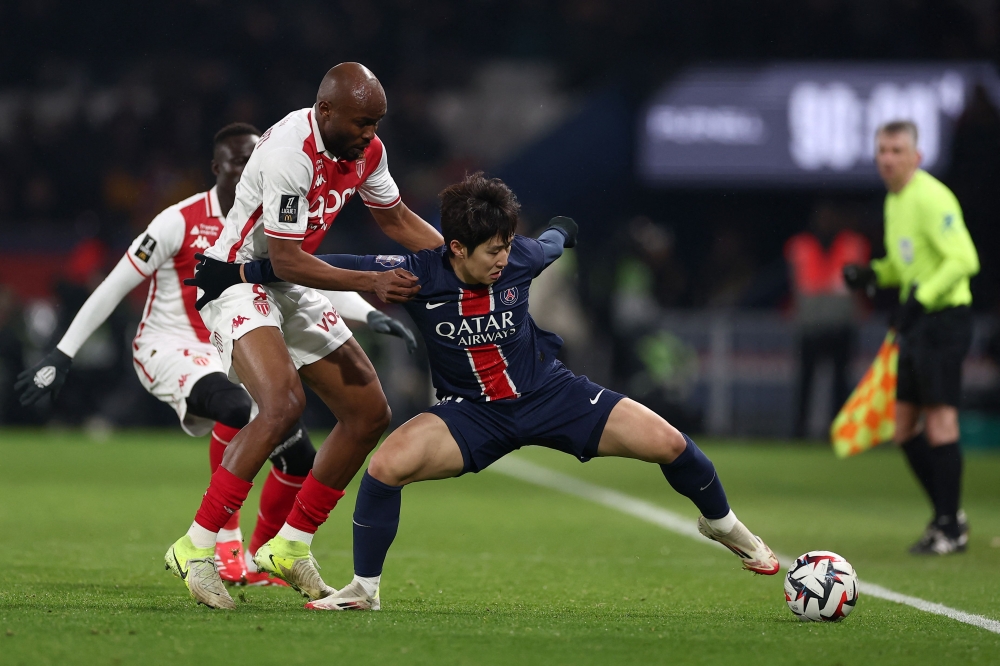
[489,456,1000,635]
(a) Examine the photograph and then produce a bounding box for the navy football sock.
[353,471,403,578]
[660,434,730,519]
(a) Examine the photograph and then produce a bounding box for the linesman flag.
[830,331,898,458]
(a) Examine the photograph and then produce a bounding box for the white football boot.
[697,516,780,575]
[304,578,380,611]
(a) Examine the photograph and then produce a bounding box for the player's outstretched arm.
[535,216,578,272]
[268,238,420,304]
[15,254,146,405]
[369,202,443,252]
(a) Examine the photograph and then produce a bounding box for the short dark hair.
[877,120,918,145]
[213,122,261,147]
[439,172,520,255]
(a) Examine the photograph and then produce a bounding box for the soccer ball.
[784,551,859,622]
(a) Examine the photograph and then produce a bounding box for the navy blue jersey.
[354,235,564,401]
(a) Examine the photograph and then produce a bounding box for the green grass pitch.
[1,430,998,665]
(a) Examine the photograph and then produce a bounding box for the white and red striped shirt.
[208,107,400,264]
[127,188,224,347]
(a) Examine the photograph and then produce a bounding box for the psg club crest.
[499,286,518,306]
[375,255,405,268]
[356,158,366,178]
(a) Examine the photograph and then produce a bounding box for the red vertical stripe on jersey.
[176,211,212,343]
[227,204,264,261]
[458,286,493,316]
[132,272,158,350]
[466,344,519,401]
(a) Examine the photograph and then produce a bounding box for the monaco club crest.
[356,158,366,178]
[499,286,518,306]
[252,284,271,316]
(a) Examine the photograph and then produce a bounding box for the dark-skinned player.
[162,63,443,609]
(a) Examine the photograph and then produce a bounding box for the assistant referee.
[844,120,980,555]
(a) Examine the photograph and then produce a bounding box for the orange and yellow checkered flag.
[830,331,898,458]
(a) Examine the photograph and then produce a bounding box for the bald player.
[163,63,443,609]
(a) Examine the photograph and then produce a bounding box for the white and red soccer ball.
[784,551,859,622]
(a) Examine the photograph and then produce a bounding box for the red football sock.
[209,424,243,531]
[284,472,345,534]
[210,423,241,472]
[250,468,307,554]
[194,466,253,532]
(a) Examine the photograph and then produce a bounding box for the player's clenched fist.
[370,268,420,303]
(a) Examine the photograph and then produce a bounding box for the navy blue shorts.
[428,365,626,474]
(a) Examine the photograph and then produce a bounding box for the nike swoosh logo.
[425,302,447,309]
[172,548,187,580]
[590,389,605,405]
[699,472,717,492]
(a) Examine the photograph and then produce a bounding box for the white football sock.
[187,522,218,550]
[706,510,738,535]
[244,550,259,572]
[217,527,242,543]
[354,574,380,597]
[277,523,314,546]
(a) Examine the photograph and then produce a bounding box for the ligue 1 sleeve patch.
[134,234,158,262]
[376,255,405,267]
[279,195,299,224]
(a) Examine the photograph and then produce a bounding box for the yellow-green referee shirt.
[871,169,979,312]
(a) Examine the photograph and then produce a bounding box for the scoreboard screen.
[637,62,1000,187]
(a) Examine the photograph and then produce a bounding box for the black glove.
[183,253,244,310]
[895,289,926,335]
[367,310,418,354]
[15,348,72,406]
[842,264,877,298]
[546,216,578,248]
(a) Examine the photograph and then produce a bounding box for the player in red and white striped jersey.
[17,122,417,587]
[164,63,443,609]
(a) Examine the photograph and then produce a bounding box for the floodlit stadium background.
[1,1,999,446]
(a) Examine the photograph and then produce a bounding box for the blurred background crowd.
[2,0,1000,444]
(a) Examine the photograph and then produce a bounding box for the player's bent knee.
[187,373,253,429]
[653,420,687,462]
[366,448,409,487]
[256,385,306,440]
[344,397,392,445]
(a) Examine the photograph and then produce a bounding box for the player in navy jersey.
[189,172,780,610]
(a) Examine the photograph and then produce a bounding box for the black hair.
[439,172,520,256]
[213,122,261,148]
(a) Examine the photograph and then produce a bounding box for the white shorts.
[200,282,353,384]
[132,336,226,437]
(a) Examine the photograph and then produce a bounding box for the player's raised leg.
[596,398,780,575]
[165,326,306,608]
[305,412,464,611]
[254,338,392,600]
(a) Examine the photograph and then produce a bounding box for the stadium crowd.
[2,0,1000,431]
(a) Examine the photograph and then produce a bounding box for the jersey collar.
[206,186,223,219]
[310,106,340,161]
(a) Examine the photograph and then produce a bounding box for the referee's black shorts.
[897,306,972,407]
